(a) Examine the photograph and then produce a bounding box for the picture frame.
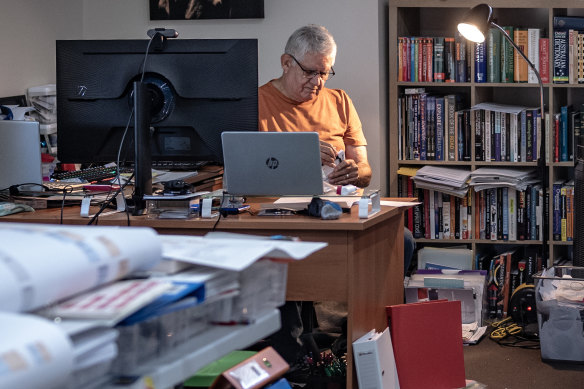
[150,0,264,20]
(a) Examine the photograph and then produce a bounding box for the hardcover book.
[487,27,501,82]
[554,29,569,83]
[501,26,515,83]
[475,41,487,83]
[433,37,445,82]
[513,28,529,82]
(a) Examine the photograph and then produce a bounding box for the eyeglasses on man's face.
[288,54,335,81]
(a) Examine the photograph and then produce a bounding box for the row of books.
[553,16,584,84]
[398,175,544,242]
[472,103,542,162]
[399,175,472,240]
[397,33,469,83]
[476,27,549,84]
[552,104,584,162]
[398,90,470,161]
[552,179,575,242]
[475,186,544,242]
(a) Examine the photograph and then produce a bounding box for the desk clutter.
[0,223,327,388]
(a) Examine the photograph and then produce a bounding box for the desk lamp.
[457,3,548,261]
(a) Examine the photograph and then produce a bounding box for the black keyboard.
[51,165,118,182]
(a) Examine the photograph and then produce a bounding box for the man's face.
[281,52,335,102]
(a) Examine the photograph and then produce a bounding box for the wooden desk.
[0,198,405,389]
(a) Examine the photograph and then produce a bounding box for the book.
[475,41,487,83]
[455,31,467,82]
[445,37,456,82]
[386,300,466,389]
[433,37,445,82]
[352,328,400,389]
[501,26,515,83]
[554,29,569,83]
[540,37,550,83]
[513,28,528,82]
[553,15,584,30]
[528,28,541,83]
[487,27,501,82]
[435,96,445,160]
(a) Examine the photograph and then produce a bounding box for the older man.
[259,24,372,188]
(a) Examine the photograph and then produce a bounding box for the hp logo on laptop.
[266,157,279,169]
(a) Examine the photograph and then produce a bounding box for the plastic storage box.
[534,266,584,363]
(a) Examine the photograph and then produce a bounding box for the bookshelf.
[389,1,584,266]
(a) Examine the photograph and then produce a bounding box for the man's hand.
[327,159,360,185]
[319,140,337,167]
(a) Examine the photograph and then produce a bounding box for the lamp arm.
[492,21,548,257]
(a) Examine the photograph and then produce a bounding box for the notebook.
[221,131,324,196]
[0,120,42,190]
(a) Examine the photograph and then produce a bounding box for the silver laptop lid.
[221,131,324,196]
[0,121,42,190]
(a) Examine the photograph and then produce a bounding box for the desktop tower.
[575,146,584,267]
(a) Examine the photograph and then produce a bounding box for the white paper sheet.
[161,235,327,271]
[0,223,162,313]
[0,312,74,389]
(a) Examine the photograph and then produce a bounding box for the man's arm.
[327,144,372,188]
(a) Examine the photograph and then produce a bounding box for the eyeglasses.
[288,54,335,81]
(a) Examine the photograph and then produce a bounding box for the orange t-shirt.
[258,81,367,153]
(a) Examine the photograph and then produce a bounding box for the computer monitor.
[56,38,258,166]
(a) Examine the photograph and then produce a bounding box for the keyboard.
[51,165,118,182]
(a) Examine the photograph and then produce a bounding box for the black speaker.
[575,146,584,267]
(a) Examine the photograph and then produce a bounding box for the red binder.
[385,300,466,389]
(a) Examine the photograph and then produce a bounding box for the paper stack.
[413,165,471,197]
[469,167,539,191]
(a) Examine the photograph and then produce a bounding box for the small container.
[534,266,584,363]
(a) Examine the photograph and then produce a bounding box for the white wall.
[0,0,389,193]
[0,0,83,96]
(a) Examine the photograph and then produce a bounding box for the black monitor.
[55,38,258,166]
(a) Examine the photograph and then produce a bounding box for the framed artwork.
[150,0,264,20]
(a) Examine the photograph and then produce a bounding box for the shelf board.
[103,309,281,389]
[416,238,544,245]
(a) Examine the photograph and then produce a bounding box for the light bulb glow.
[458,23,485,43]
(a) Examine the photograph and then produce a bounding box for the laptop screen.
[221,131,324,196]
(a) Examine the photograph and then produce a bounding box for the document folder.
[352,327,400,389]
[386,300,466,389]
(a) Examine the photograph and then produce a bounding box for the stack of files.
[413,165,471,197]
[469,167,539,191]
[385,300,466,389]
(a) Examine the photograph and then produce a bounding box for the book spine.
[578,33,584,83]
[490,188,497,240]
[433,37,445,82]
[487,27,501,82]
[502,187,509,241]
[540,37,550,83]
[485,109,492,161]
[463,110,471,161]
[553,181,562,240]
[497,188,503,240]
[413,184,423,238]
[442,193,451,239]
[454,196,461,239]
[560,105,570,161]
[445,37,456,82]
[526,110,534,161]
[413,95,420,160]
[554,29,569,83]
[513,28,529,82]
[475,41,487,83]
[509,188,517,241]
[474,109,483,161]
[501,26,515,83]
[561,186,567,241]
[569,30,576,84]
[437,192,443,239]
[398,37,404,81]
[528,28,541,84]
[455,31,467,82]
[447,95,457,161]
[494,111,502,161]
[501,112,507,161]
[517,188,526,240]
[427,95,436,160]
[435,97,445,161]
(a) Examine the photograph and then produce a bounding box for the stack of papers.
[469,168,539,191]
[413,165,471,197]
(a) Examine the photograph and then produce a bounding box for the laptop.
[221,131,324,196]
[0,121,42,190]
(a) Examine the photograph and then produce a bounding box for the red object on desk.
[385,300,466,389]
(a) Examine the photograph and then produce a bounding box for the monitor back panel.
[0,121,42,189]
[222,131,323,196]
